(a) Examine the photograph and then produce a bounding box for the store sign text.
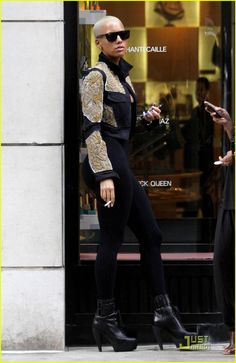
[127,46,167,53]
[139,180,172,187]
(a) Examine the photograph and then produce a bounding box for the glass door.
[78,1,231,264]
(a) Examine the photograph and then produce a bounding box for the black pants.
[213,206,235,331]
[82,137,166,299]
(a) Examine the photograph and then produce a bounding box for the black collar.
[99,52,133,79]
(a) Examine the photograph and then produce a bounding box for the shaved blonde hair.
[93,16,123,37]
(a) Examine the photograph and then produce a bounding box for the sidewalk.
[2,344,235,362]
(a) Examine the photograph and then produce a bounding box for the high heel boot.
[92,298,137,352]
[152,294,196,350]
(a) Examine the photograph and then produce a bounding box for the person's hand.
[208,107,231,125]
[205,106,233,139]
[143,104,161,123]
[100,178,115,207]
[218,150,233,166]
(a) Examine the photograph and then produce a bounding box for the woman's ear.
[95,39,101,49]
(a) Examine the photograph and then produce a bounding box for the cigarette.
[214,160,223,165]
[104,200,112,207]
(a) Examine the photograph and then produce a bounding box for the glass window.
[78,1,230,263]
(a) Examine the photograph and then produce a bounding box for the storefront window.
[78,1,229,262]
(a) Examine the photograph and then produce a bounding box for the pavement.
[1,344,235,362]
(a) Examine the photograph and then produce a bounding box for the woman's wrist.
[230,136,235,152]
[223,122,233,140]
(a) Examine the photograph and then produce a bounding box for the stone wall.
[2,2,65,350]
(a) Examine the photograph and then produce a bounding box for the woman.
[206,105,235,355]
[81,15,193,352]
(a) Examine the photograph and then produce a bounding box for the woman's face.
[95,20,129,64]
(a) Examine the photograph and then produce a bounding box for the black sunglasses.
[96,30,130,42]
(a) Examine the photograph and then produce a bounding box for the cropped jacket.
[81,52,137,182]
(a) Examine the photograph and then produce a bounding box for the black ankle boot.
[92,298,137,352]
[153,294,196,350]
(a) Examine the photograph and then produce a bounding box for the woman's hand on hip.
[100,178,115,207]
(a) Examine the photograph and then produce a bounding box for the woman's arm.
[81,69,119,182]
[205,106,233,140]
[81,69,118,206]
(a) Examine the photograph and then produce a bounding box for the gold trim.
[103,104,117,127]
[95,62,126,94]
[86,131,113,173]
[125,75,136,94]
[81,70,103,123]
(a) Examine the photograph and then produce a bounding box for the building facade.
[2,2,65,350]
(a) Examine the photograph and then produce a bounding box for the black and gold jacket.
[81,52,137,182]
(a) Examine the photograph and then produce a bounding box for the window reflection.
[79,1,224,260]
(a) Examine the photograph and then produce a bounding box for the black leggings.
[213,206,235,330]
[82,137,166,299]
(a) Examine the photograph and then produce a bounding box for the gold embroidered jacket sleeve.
[81,69,119,182]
